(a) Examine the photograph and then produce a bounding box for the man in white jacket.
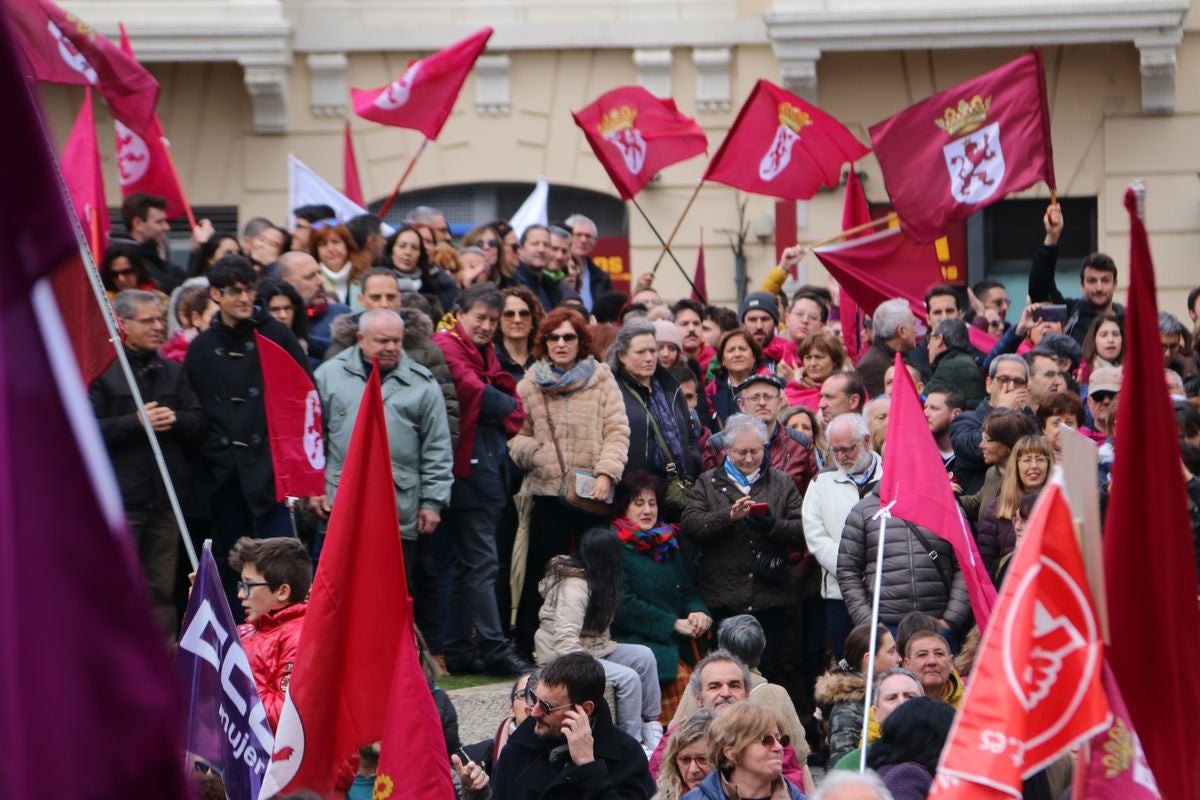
[801,413,882,661]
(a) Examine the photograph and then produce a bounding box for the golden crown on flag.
[777,103,812,133]
[597,106,638,137]
[934,95,992,136]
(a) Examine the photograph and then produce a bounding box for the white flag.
[509,176,548,239]
[287,154,394,234]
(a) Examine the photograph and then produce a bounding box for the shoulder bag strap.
[541,398,570,485]
[624,381,680,476]
[901,520,954,593]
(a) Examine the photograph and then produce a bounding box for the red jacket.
[237,601,307,731]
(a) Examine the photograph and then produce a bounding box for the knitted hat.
[652,319,682,349]
[740,291,780,325]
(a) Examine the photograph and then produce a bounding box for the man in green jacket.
[928,318,986,410]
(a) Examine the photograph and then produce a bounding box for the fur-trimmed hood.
[328,307,435,351]
[814,669,866,707]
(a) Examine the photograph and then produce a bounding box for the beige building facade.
[44,0,1198,316]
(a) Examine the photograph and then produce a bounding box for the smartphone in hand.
[749,502,770,516]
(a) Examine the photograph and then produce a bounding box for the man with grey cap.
[740,290,797,372]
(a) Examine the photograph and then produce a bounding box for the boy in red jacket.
[230,536,312,731]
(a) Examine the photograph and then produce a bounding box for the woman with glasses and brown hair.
[494,286,544,380]
[977,434,1053,576]
[511,308,631,656]
[683,702,804,799]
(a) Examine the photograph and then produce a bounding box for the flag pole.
[631,198,703,299]
[377,137,430,219]
[45,152,199,571]
[651,180,704,273]
[860,501,895,773]
[806,213,898,254]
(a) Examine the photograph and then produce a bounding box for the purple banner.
[176,541,273,800]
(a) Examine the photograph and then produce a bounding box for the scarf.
[530,356,597,395]
[612,517,679,562]
[321,261,351,304]
[847,451,881,487]
[722,455,761,494]
[646,376,687,471]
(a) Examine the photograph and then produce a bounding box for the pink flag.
[343,121,364,206]
[352,27,492,139]
[0,5,187,793]
[256,331,326,500]
[56,87,116,386]
[10,0,159,133]
[572,85,708,200]
[704,79,869,200]
[868,51,1055,243]
[838,166,871,362]
[114,24,192,221]
[1073,663,1162,799]
[881,352,997,630]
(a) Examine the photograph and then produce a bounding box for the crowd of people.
[92,191,1200,799]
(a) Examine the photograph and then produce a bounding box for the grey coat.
[315,345,453,540]
[836,487,971,630]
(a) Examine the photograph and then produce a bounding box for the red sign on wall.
[591,236,631,295]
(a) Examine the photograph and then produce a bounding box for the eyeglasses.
[220,286,255,298]
[994,375,1028,387]
[676,754,710,768]
[1162,341,1182,353]
[525,687,573,716]
[830,444,860,456]
[125,316,166,326]
[237,580,272,596]
[478,239,499,249]
[759,733,790,748]
[311,218,339,230]
[789,310,822,322]
[738,393,780,405]
[545,332,578,343]
[503,309,531,319]
[110,267,136,277]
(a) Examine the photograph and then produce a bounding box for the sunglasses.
[110,267,136,277]
[525,687,573,716]
[503,309,531,319]
[546,332,578,343]
[759,733,790,748]
[478,239,499,249]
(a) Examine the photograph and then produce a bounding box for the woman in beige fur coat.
[510,307,631,654]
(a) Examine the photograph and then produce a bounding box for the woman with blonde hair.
[683,703,804,799]
[654,709,716,800]
[977,434,1053,576]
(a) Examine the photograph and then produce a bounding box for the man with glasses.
[185,257,311,614]
[700,375,818,496]
[950,354,1034,494]
[565,213,612,313]
[229,536,312,731]
[480,652,654,800]
[90,289,205,635]
[289,204,336,253]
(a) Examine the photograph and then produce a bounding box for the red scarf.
[611,517,679,561]
[433,322,524,477]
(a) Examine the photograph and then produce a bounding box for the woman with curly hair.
[653,709,715,800]
[382,224,457,318]
[494,286,543,380]
[463,221,516,285]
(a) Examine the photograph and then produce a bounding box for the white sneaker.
[641,720,664,752]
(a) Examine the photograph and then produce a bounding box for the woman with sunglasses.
[463,222,517,285]
[511,308,631,657]
[495,287,543,381]
[683,702,804,799]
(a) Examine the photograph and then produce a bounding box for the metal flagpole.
[630,198,703,299]
[41,145,200,570]
[859,500,895,773]
[377,137,430,218]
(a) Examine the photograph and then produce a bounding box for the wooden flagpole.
[632,199,702,299]
[650,180,704,273]
[377,137,430,218]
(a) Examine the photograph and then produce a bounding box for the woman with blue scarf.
[510,307,631,656]
[680,413,806,681]
[609,472,712,722]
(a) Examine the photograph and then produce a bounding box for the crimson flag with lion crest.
[572,86,707,200]
[869,51,1055,243]
[703,79,869,199]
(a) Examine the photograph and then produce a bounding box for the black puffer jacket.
[836,486,971,630]
[680,466,806,613]
[183,309,309,515]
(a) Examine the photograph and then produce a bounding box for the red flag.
[880,353,997,629]
[703,79,869,200]
[930,483,1109,797]
[56,87,116,386]
[1073,663,1162,798]
[869,51,1055,243]
[691,229,708,303]
[10,0,159,134]
[352,27,492,139]
[813,226,999,355]
[260,362,440,798]
[61,88,108,260]
[572,85,708,200]
[0,4,187,793]
[838,166,871,362]
[343,121,364,206]
[1102,187,1200,800]
[256,331,326,500]
[114,25,192,221]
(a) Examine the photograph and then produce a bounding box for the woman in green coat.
[610,472,712,705]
